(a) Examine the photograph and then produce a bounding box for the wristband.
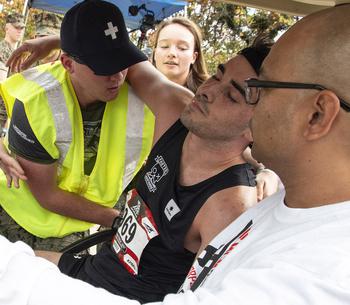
[111,209,125,230]
[256,168,274,175]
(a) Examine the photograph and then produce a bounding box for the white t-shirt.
[1,190,350,305]
[177,190,350,304]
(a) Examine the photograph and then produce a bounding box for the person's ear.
[60,54,74,73]
[242,126,253,142]
[191,51,198,65]
[303,90,340,140]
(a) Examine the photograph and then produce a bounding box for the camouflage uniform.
[34,12,62,37]
[0,44,10,126]
[0,40,12,127]
[0,12,25,69]
[0,40,10,125]
[0,96,7,127]
[33,12,63,65]
[0,13,25,125]
[0,39,13,77]
[0,40,13,127]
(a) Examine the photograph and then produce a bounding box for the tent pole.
[18,0,32,48]
[22,0,32,24]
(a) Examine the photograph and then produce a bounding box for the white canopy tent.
[217,0,350,16]
[21,0,186,31]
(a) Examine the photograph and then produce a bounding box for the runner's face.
[180,55,255,142]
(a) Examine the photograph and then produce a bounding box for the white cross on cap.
[104,21,118,40]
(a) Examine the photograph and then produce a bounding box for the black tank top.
[81,120,256,303]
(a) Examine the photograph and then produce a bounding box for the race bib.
[112,189,159,275]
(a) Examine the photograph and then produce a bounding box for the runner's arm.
[127,61,194,143]
[190,185,257,256]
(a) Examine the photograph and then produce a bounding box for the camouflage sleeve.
[0,40,13,82]
[0,95,7,127]
[8,99,56,164]
[0,39,13,64]
[0,60,8,83]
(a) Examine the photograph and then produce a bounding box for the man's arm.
[17,156,119,227]
[185,186,257,256]
[127,61,194,143]
[5,98,118,226]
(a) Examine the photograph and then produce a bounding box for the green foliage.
[186,0,298,74]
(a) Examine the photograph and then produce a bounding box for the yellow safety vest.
[0,62,154,238]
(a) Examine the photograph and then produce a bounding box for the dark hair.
[238,34,274,74]
[151,17,209,93]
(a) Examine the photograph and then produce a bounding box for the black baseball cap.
[61,0,147,75]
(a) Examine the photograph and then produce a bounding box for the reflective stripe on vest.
[21,67,72,166]
[123,88,147,190]
[0,62,154,238]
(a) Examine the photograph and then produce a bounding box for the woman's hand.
[6,35,61,73]
[0,141,27,188]
[256,168,281,201]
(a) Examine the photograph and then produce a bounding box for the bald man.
[1,4,350,305]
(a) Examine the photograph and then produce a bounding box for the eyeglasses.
[244,78,350,112]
